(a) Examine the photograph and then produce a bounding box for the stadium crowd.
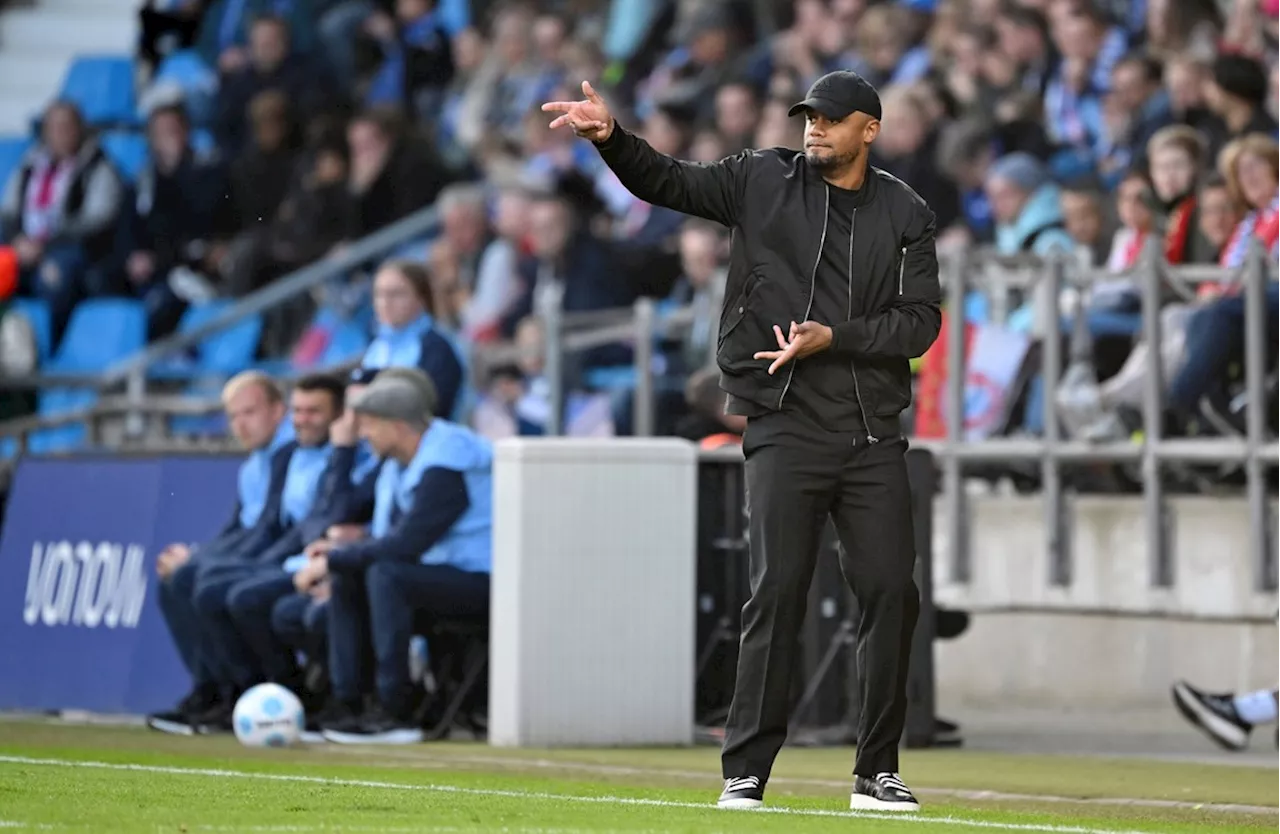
[0,0,1277,743]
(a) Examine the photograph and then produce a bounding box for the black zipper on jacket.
[846,208,877,443]
[778,184,828,409]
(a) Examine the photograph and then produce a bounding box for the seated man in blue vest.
[269,366,430,732]
[147,371,295,735]
[291,367,492,744]
[178,373,348,732]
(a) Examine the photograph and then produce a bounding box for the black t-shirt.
[743,184,869,445]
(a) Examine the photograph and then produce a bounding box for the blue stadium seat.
[50,299,147,373]
[28,300,147,453]
[100,131,149,183]
[10,297,52,363]
[59,56,139,127]
[191,128,216,155]
[0,136,31,198]
[151,300,262,379]
[316,318,372,368]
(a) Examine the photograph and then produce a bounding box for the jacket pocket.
[717,272,761,350]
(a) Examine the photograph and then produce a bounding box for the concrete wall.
[931,496,1278,709]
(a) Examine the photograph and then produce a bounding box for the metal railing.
[0,203,442,428]
[516,239,1278,596]
[925,239,1277,594]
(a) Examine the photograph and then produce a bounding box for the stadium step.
[0,1,137,134]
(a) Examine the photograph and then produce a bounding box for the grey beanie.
[352,373,436,425]
[986,152,1050,193]
[373,366,438,415]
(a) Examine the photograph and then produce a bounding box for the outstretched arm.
[543,81,751,228]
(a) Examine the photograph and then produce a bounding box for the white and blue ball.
[232,683,305,748]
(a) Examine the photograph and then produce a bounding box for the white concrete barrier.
[489,438,698,747]
[932,495,1278,709]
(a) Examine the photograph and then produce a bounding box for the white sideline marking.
[0,755,1164,834]
[318,746,1278,815]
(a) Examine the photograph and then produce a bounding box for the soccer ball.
[232,683,305,748]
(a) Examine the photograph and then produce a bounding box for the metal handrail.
[106,204,441,384]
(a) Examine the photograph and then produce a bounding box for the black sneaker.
[321,705,423,745]
[850,773,920,812]
[300,700,360,744]
[193,700,236,735]
[146,686,220,736]
[716,776,765,809]
[1172,680,1252,750]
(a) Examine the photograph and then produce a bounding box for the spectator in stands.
[1,101,125,342]
[147,371,294,735]
[1163,56,1218,136]
[1099,52,1173,178]
[501,190,639,345]
[1104,170,1157,273]
[266,137,352,275]
[123,102,232,338]
[213,14,322,156]
[993,4,1054,95]
[343,109,448,242]
[1194,174,1242,262]
[195,0,318,75]
[1058,182,1113,266]
[1164,134,1280,431]
[218,90,304,300]
[1043,2,1124,165]
[289,369,492,744]
[985,152,1074,257]
[461,183,529,343]
[1145,125,1212,265]
[1204,54,1278,157]
[362,260,465,420]
[433,183,491,305]
[873,85,961,234]
[471,315,613,438]
[230,90,300,237]
[1173,680,1279,751]
[360,0,456,119]
[935,119,998,245]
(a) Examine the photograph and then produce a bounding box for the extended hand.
[754,321,833,375]
[541,81,613,142]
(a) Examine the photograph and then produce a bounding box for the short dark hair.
[1115,51,1163,84]
[294,373,346,412]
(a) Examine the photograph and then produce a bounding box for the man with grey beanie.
[293,367,495,745]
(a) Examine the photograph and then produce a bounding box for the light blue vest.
[236,420,295,528]
[280,443,332,526]
[361,313,471,421]
[372,419,493,574]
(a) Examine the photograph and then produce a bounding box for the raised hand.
[541,80,613,143]
[753,321,834,375]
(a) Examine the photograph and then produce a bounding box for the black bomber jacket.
[594,124,943,427]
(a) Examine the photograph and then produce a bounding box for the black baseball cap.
[788,71,883,121]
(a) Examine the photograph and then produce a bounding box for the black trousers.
[721,421,919,781]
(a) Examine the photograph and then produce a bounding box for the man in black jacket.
[544,71,942,813]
